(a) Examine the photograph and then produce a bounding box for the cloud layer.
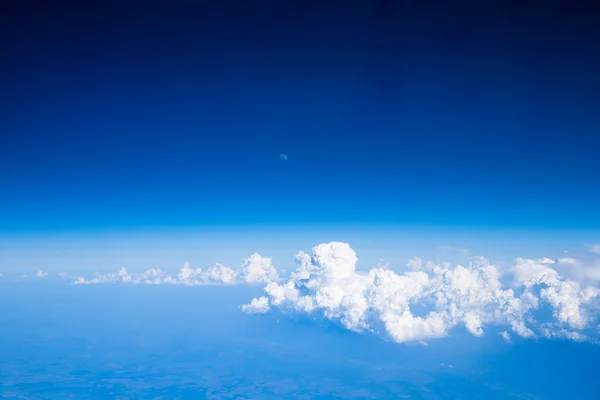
[244,242,600,344]
[37,241,600,344]
[73,253,277,286]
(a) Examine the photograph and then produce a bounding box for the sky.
[1,0,599,234]
[1,2,600,398]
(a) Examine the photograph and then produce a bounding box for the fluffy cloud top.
[36,270,48,278]
[240,254,279,284]
[244,242,600,344]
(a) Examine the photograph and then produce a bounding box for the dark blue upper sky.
[1,0,599,232]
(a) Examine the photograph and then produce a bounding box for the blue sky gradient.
[1,1,599,233]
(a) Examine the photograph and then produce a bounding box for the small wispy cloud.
[438,245,471,255]
[586,244,600,254]
[36,270,48,278]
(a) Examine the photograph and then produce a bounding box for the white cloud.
[548,245,600,286]
[36,270,48,278]
[240,253,279,284]
[74,266,174,285]
[244,242,600,344]
[242,296,270,313]
[73,254,278,286]
[75,267,174,285]
[20,240,600,346]
[553,256,600,284]
[407,257,423,271]
[540,327,589,342]
[514,257,598,330]
[202,264,239,284]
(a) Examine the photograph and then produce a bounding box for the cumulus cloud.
[553,255,600,285]
[240,254,279,284]
[45,240,600,345]
[242,296,270,313]
[36,270,48,278]
[515,256,599,330]
[244,242,600,344]
[73,254,278,286]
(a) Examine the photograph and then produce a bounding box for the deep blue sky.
[1,0,599,232]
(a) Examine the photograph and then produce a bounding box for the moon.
[279,153,288,161]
